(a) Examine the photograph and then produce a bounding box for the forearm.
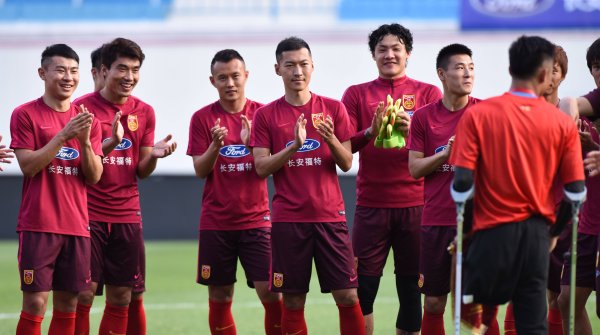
[101,138,120,156]
[350,128,372,153]
[79,142,103,184]
[137,148,157,179]
[254,145,298,178]
[327,139,352,172]
[17,134,67,177]
[193,144,220,178]
[409,152,448,179]
[577,97,594,118]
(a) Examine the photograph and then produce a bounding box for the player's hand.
[151,134,177,158]
[211,118,228,148]
[368,102,385,139]
[293,113,307,150]
[0,135,14,171]
[444,135,455,158]
[549,236,558,252]
[396,109,411,137]
[578,119,599,152]
[111,111,124,145]
[240,115,251,147]
[584,150,600,177]
[59,105,94,141]
[316,115,336,144]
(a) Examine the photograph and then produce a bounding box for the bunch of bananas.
[374,95,406,149]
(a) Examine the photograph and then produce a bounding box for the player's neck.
[219,97,247,114]
[100,87,129,105]
[442,93,469,112]
[42,94,71,112]
[510,80,540,97]
[284,89,311,106]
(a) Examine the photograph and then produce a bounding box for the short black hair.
[586,37,600,73]
[211,49,245,70]
[101,37,145,69]
[436,44,473,70]
[41,44,79,68]
[90,45,105,70]
[368,24,413,55]
[509,35,555,80]
[275,37,311,63]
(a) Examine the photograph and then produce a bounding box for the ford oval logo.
[435,145,447,154]
[286,139,321,153]
[469,0,554,17]
[55,147,79,160]
[103,137,133,151]
[219,145,250,158]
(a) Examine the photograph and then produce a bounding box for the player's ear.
[38,67,45,80]
[437,67,445,81]
[274,63,281,76]
[209,75,216,87]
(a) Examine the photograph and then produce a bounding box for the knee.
[424,296,447,314]
[208,285,234,303]
[333,289,359,307]
[22,293,47,315]
[78,289,96,306]
[357,275,381,315]
[106,286,132,307]
[283,294,306,310]
[557,290,569,312]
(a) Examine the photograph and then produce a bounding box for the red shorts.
[18,231,91,292]
[352,206,421,277]
[561,233,598,289]
[89,221,145,290]
[197,228,271,287]
[419,226,456,296]
[270,222,357,294]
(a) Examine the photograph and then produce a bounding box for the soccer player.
[407,43,499,335]
[187,49,282,335]
[10,44,103,335]
[341,23,441,335]
[0,134,14,171]
[576,38,600,118]
[74,37,177,335]
[451,35,585,334]
[250,36,364,335]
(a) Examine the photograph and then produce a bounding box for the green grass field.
[0,240,598,334]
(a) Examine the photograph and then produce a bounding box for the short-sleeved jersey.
[579,117,600,235]
[407,97,480,226]
[186,100,270,231]
[584,88,600,117]
[250,93,352,223]
[450,92,585,231]
[10,97,103,236]
[342,76,442,208]
[74,92,155,223]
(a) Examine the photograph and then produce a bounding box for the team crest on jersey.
[201,265,211,279]
[127,114,139,132]
[402,94,416,110]
[311,112,325,129]
[418,273,424,288]
[273,272,284,288]
[23,270,34,285]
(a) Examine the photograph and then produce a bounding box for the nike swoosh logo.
[286,331,304,335]
[277,122,292,127]
[215,324,235,331]
[108,332,125,335]
[41,126,53,129]
[349,275,358,281]
[134,273,141,280]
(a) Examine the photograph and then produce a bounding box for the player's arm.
[408,136,454,179]
[192,119,228,179]
[350,102,384,154]
[101,111,123,156]
[577,96,594,117]
[137,134,177,179]
[15,111,93,178]
[585,150,600,176]
[0,135,14,171]
[76,105,103,184]
[316,115,352,172]
[253,114,306,178]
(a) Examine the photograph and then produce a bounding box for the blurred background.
[0,0,599,239]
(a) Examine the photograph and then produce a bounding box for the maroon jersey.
[187,100,270,231]
[407,97,480,226]
[250,93,352,223]
[342,76,442,208]
[580,118,600,235]
[10,98,102,236]
[584,88,600,117]
[74,92,155,223]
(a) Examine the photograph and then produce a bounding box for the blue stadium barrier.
[339,0,458,20]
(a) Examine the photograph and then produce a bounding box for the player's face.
[103,56,140,100]
[210,59,248,103]
[275,48,313,93]
[372,34,410,80]
[39,56,80,101]
[537,58,554,96]
[440,54,474,96]
[591,61,600,88]
[544,62,564,96]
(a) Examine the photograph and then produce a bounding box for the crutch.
[564,188,587,335]
[451,185,475,335]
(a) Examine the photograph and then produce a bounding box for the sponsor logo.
[23,270,34,285]
[201,265,211,279]
[435,145,447,154]
[469,0,554,17]
[102,137,133,151]
[263,216,271,221]
[418,273,424,288]
[55,147,79,160]
[402,94,416,110]
[127,114,139,131]
[311,112,325,129]
[273,272,284,288]
[285,139,320,153]
[219,145,250,158]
